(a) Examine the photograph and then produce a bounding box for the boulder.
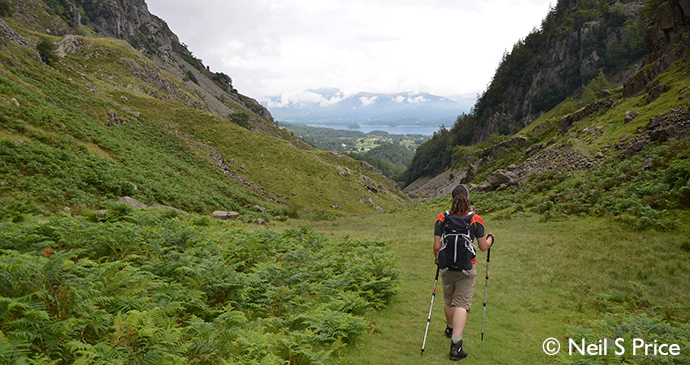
[212,211,240,220]
[649,114,667,129]
[657,1,676,30]
[647,84,668,103]
[642,158,654,170]
[478,182,493,192]
[487,169,517,188]
[56,35,83,56]
[117,196,146,208]
[336,166,351,177]
[624,110,638,123]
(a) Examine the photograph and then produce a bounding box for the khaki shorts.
[441,266,477,311]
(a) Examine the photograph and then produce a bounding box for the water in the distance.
[305,123,441,136]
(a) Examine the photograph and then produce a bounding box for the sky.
[146,0,554,107]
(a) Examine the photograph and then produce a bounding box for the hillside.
[403,0,690,187]
[0,0,409,220]
[404,0,690,230]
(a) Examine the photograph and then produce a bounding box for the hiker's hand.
[487,233,495,247]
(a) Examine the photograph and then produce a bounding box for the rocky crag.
[6,0,288,139]
[472,0,647,143]
[405,0,690,200]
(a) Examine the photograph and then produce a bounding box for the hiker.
[433,184,494,361]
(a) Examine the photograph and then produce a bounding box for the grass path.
[273,205,690,364]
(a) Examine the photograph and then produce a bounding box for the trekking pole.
[421,265,440,356]
[481,233,494,341]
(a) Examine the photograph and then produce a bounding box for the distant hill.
[264,88,474,126]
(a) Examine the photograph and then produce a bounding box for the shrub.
[37,39,58,65]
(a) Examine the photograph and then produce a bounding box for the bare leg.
[444,304,454,325]
[452,307,467,337]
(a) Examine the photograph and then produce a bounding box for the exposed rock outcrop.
[63,0,283,138]
[472,1,646,144]
[117,196,146,208]
[403,168,468,199]
[618,104,690,155]
[212,211,240,220]
[0,19,33,49]
[560,99,615,134]
[623,0,690,98]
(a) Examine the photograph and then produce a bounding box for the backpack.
[438,212,476,271]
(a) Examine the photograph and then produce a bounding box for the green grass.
[272,203,690,364]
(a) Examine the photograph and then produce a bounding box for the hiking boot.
[445,325,452,338]
[450,339,467,361]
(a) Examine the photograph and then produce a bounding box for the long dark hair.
[449,184,471,215]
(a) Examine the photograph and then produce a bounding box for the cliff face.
[472,0,646,143]
[75,0,178,62]
[403,0,690,188]
[624,0,690,97]
[7,0,280,135]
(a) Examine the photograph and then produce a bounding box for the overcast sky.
[146,0,553,106]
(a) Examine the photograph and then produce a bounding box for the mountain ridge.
[265,88,474,126]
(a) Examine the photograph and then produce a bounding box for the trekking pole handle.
[486,233,494,262]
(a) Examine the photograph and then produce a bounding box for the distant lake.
[304,123,442,136]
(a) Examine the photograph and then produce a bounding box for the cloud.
[359,96,378,106]
[407,95,429,103]
[146,0,554,101]
[392,95,406,103]
[266,90,344,108]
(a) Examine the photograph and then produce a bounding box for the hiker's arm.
[433,235,442,260]
[477,235,494,252]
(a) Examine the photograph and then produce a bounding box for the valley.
[1,0,690,364]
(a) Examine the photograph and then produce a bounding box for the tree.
[583,71,611,104]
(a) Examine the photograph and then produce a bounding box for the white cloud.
[392,95,406,103]
[359,96,378,106]
[407,95,429,103]
[266,90,344,107]
[146,0,553,102]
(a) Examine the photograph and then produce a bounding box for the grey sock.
[452,335,463,343]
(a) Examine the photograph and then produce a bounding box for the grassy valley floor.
[274,202,690,364]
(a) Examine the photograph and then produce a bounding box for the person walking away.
[433,184,494,360]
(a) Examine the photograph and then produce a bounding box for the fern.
[0,212,398,364]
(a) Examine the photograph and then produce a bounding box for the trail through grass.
[275,204,690,364]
